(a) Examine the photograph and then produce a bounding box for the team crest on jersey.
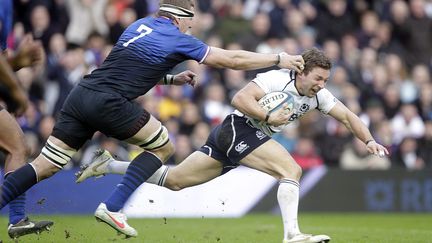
[256,130,266,140]
[299,104,310,112]
[235,141,249,154]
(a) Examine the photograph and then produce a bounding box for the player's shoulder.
[316,88,336,101]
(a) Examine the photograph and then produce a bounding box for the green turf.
[0,213,431,243]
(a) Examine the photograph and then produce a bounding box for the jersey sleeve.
[176,34,210,63]
[252,70,290,94]
[317,88,337,114]
[0,0,13,51]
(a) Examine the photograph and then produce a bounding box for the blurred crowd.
[1,0,432,171]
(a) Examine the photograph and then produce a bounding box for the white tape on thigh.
[138,126,170,150]
[41,140,76,168]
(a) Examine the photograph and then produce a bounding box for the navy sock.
[104,152,162,212]
[0,164,37,211]
[5,172,26,225]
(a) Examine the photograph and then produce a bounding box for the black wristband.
[365,140,375,145]
[264,112,270,122]
[275,53,281,66]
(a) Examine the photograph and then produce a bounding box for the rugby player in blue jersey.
[0,0,53,239]
[78,48,389,242]
[0,0,305,238]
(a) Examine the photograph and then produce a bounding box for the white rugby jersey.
[233,69,338,135]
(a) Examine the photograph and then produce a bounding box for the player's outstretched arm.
[328,101,389,157]
[203,47,305,72]
[0,54,28,115]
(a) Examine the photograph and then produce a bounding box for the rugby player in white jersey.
[77,48,388,243]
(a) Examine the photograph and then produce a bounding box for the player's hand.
[366,140,389,157]
[277,52,304,73]
[11,34,44,70]
[173,70,198,87]
[10,88,29,116]
[267,104,293,126]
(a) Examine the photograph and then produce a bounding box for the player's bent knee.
[41,139,76,169]
[276,160,302,181]
[164,177,184,191]
[286,162,302,180]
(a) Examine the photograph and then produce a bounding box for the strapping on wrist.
[163,74,175,85]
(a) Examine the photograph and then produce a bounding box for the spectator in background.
[28,4,59,51]
[359,99,386,136]
[84,32,107,68]
[318,119,353,166]
[356,10,380,49]
[391,102,425,145]
[313,0,355,44]
[418,119,432,168]
[212,1,249,45]
[291,136,323,170]
[47,45,88,115]
[158,85,184,122]
[392,0,432,69]
[178,101,201,136]
[238,12,270,52]
[202,82,232,126]
[268,0,292,39]
[340,137,391,170]
[391,136,424,170]
[350,47,377,95]
[189,121,210,150]
[223,68,248,100]
[374,119,394,152]
[382,83,401,119]
[417,83,432,121]
[172,134,193,164]
[372,21,405,57]
[65,0,108,45]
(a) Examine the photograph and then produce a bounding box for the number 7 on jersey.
[123,24,153,47]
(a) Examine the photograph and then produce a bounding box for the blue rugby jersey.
[80,16,210,100]
[0,0,13,50]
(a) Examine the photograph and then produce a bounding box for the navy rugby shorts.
[52,85,150,150]
[198,114,271,174]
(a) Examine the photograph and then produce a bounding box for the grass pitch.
[0,213,431,243]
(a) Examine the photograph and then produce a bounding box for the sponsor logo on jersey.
[256,130,266,140]
[235,141,249,154]
[299,103,310,112]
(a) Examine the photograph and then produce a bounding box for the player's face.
[299,67,330,97]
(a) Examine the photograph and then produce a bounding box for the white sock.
[146,165,169,186]
[105,159,168,187]
[106,160,129,174]
[278,178,301,240]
